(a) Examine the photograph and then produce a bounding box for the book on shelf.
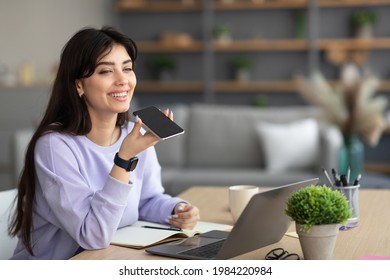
[111,220,232,249]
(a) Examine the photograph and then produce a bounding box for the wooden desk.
[71,186,390,260]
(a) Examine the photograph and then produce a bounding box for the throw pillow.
[255,118,319,172]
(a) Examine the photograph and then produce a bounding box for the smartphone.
[132,106,185,140]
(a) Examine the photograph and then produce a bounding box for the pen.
[340,174,348,186]
[142,225,182,232]
[322,167,334,186]
[353,174,361,186]
[346,166,351,185]
[331,168,338,183]
[335,174,341,186]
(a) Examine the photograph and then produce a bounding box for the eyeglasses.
[265,248,300,260]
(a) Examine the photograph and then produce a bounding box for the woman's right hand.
[111,116,160,182]
[118,116,160,160]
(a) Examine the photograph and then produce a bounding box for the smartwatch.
[114,152,138,172]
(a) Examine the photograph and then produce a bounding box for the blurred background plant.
[150,54,176,81]
[212,24,232,44]
[350,9,378,38]
[296,71,387,147]
[231,56,252,82]
[296,69,388,180]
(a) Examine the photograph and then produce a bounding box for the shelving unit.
[318,0,390,8]
[318,38,390,51]
[137,41,203,52]
[212,39,309,51]
[114,0,390,103]
[212,0,308,9]
[114,1,202,11]
[136,81,203,92]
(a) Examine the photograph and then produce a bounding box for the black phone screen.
[132,106,185,139]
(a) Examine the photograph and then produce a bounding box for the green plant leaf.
[285,184,352,232]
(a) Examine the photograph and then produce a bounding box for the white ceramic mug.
[229,185,259,223]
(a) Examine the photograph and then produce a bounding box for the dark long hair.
[8,26,137,255]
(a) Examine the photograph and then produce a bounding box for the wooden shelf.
[319,0,390,8]
[137,80,298,93]
[214,80,298,92]
[212,0,308,10]
[325,79,390,92]
[137,38,390,53]
[114,1,202,12]
[137,41,203,53]
[137,39,309,53]
[137,81,203,92]
[364,162,390,174]
[114,0,390,11]
[379,80,390,91]
[213,39,309,51]
[318,38,390,51]
[136,79,390,93]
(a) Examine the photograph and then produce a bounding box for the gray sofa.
[154,104,343,195]
[12,104,343,196]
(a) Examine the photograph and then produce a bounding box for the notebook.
[111,220,232,249]
[146,178,318,260]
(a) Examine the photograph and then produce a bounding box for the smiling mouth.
[109,91,128,98]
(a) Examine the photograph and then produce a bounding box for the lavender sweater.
[10,122,184,259]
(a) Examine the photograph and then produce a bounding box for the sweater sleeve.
[138,146,185,224]
[34,133,132,249]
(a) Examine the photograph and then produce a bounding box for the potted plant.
[350,10,378,38]
[231,56,252,82]
[285,184,352,259]
[213,24,232,44]
[150,54,176,81]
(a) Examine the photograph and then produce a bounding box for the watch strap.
[114,152,138,171]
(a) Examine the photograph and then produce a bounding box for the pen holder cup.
[333,184,360,229]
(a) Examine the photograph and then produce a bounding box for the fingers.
[169,204,200,230]
[132,115,143,132]
[163,108,174,121]
[119,116,159,159]
[132,115,159,143]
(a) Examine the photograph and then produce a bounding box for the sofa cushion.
[186,104,264,168]
[255,118,320,172]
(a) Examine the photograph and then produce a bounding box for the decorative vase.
[296,223,339,260]
[338,135,364,184]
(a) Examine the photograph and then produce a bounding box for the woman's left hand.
[169,203,200,230]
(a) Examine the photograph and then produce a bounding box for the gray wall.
[0,0,114,79]
[0,0,115,189]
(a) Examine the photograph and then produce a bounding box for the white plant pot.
[215,34,232,45]
[235,69,251,82]
[296,223,339,260]
[355,24,373,39]
[158,70,174,81]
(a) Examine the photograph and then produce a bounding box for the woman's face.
[76,44,136,121]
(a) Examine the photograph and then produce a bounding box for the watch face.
[114,153,138,172]
[129,157,138,171]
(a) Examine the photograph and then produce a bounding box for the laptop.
[146,178,318,260]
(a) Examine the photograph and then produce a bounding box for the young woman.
[8,26,200,259]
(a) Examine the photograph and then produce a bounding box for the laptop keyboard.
[177,239,225,259]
